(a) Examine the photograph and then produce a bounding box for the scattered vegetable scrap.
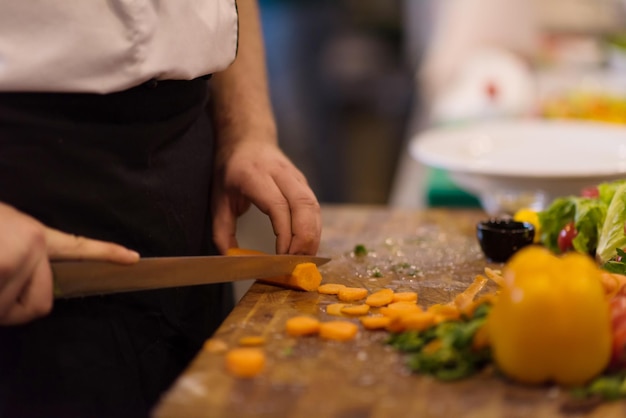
[225,348,266,378]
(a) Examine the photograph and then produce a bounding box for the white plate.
[410,119,626,214]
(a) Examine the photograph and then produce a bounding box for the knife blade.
[52,255,331,298]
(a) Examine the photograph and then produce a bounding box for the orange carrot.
[319,320,358,341]
[360,315,392,330]
[238,336,266,347]
[365,289,394,307]
[259,262,323,292]
[392,292,418,303]
[203,338,228,354]
[380,301,422,318]
[318,283,347,295]
[225,348,266,378]
[326,303,347,316]
[340,304,370,316]
[285,316,321,336]
[226,247,323,291]
[337,287,369,302]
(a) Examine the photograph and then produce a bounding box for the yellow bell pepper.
[513,208,541,243]
[487,246,612,386]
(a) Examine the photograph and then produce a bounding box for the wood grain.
[153,205,626,418]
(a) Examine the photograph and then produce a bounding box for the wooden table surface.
[153,205,626,418]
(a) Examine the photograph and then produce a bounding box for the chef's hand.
[211,140,321,256]
[0,202,139,326]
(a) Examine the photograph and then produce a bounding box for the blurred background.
[236,0,626,298]
[257,0,626,207]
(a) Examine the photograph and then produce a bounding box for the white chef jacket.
[0,1,239,94]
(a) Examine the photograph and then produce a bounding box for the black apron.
[0,78,234,418]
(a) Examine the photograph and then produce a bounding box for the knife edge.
[52,255,331,298]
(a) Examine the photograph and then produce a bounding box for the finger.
[0,256,53,326]
[45,227,140,264]
[273,173,321,255]
[212,196,241,254]
[251,179,293,255]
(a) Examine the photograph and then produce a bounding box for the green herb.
[571,372,626,401]
[370,268,383,278]
[387,303,492,381]
[354,244,368,256]
[601,248,626,274]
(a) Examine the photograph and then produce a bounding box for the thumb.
[45,227,140,264]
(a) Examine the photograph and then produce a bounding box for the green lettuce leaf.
[596,183,626,263]
[598,179,626,206]
[538,197,606,255]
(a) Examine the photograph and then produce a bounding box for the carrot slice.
[365,289,394,307]
[285,316,321,336]
[337,287,369,302]
[392,292,418,303]
[225,348,266,378]
[380,301,422,317]
[340,304,370,316]
[319,321,358,341]
[360,316,391,330]
[326,303,347,316]
[203,338,228,354]
[318,283,347,295]
[238,336,266,347]
[403,311,436,331]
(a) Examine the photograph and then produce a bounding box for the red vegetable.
[581,186,599,198]
[557,222,578,253]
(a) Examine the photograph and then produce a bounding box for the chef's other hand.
[0,202,139,326]
[212,141,321,256]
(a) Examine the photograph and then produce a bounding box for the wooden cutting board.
[153,205,626,418]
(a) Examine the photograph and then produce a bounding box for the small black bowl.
[476,218,535,263]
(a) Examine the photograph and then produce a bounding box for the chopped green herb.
[571,372,626,401]
[354,244,368,256]
[370,268,383,278]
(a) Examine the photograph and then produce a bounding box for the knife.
[52,255,331,298]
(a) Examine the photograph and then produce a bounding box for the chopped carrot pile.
[225,348,266,378]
